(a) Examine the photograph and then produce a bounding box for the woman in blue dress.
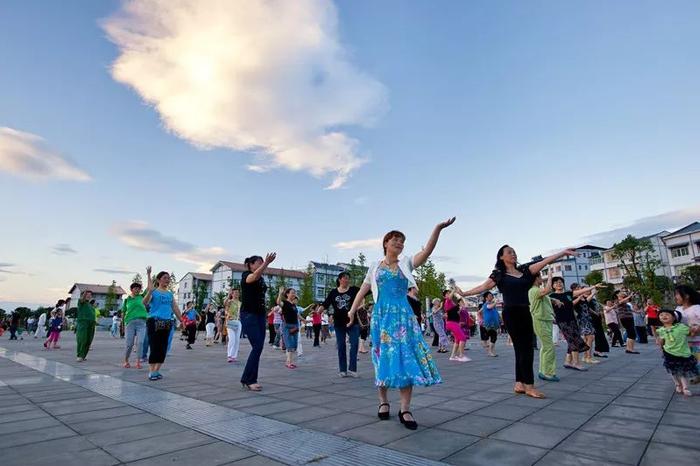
[348,217,455,430]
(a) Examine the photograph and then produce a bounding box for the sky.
[1,0,699,309]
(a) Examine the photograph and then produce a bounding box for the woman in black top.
[549,277,600,371]
[239,252,276,391]
[277,287,300,369]
[318,272,361,377]
[613,291,639,354]
[456,245,575,398]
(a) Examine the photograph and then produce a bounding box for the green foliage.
[415,260,446,304]
[65,307,77,319]
[612,235,667,303]
[680,265,700,290]
[346,252,368,287]
[104,280,118,315]
[211,291,227,309]
[299,264,315,307]
[193,281,208,311]
[132,273,143,285]
[168,272,177,292]
[584,271,603,286]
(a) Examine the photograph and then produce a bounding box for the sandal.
[682,388,692,397]
[398,410,418,430]
[514,383,526,394]
[674,384,683,394]
[377,402,390,420]
[135,361,142,369]
[122,362,131,368]
[241,383,262,392]
[525,389,546,399]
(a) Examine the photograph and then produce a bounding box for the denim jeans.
[334,323,360,373]
[240,312,266,385]
[124,319,146,360]
[141,331,149,360]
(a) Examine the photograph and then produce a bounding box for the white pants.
[297,334,303,356]
[35,327,47,339]
[553,324,560,344]
[206,322,216,338]
[226,321,241,359]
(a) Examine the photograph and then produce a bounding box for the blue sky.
[1,0,699,308]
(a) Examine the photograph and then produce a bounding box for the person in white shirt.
[111,313,121,338]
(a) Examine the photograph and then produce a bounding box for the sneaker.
[588,358,601,364]
[186,344,192,350]
[456,356,471,362]
[449,356,457,361]
[538,372,561,382]
[346,371,359,378]
[339,372,347,378]
[625,350,640,354]
[76,357,84,362]
[227,357,235,363]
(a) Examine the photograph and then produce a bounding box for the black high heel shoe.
[398,410,418,430]
[377,402,390,420]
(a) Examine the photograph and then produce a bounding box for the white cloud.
[582,205,700,247]
[0,127,91,181]
[52,244,78,255]
[111,221,226,271]
[333,238,382,251]
[102,0,386,189]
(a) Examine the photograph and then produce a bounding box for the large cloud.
[111,220,226,271]
[0,127,91,181]
[333,238,382,251]
[102,0,386,189]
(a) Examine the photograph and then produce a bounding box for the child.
[44,310,63,349]
[656,309,699,396]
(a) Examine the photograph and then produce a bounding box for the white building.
[537,245,605,288]
[662,222,700,278]
[68,283,126,313]
[590,231,672,286]
[210,261,306,304]
[309,261,347,301]
[177,273,212,310]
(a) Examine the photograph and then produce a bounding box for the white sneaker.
[457,356,471,362]
[449,356,457,361]
[339,372,347,378]
[346,371,358,378]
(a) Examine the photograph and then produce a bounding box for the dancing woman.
[143,270,183,380]
[454,246,576,398]
[240,253,276,391]
[480,292,500,357]
[431,299,449,353]
[348,217,455,430]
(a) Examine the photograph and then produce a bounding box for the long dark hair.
[675,285,700,306]
[244,255,263,271]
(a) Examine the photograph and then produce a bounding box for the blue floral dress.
[370,266,441,388]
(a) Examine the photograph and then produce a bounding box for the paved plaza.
[0,329,698,465]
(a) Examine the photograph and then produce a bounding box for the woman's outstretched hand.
[437,217,456,230]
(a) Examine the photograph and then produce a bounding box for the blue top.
[482,303,500,329]
[185,309,197,321]
[50,317,62,330]
[149,289,173,320]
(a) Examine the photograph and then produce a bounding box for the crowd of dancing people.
[3,217,700,428]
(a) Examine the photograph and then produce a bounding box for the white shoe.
[346,371,358,378]
[449,356,457,361]
[339,372,347,377]
[457,356,471,362]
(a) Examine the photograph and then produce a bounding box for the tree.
[583,270,603,286]
[299,264,315,307]
[612,235,669,303]
[346,252,368,287]
[132,273,143,286]
[211,291,226,309]
[168,272,177,293]
[193,281,208,311]
[680,265,700,290]
[268,273,289,307]
[583,271,615,304]
[104,281,118,316]
[415,260,446,304]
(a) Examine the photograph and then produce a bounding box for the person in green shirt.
[528,269,559,382]
[75,291,96,361]
[656,308,699,396]
[122,267,152,368]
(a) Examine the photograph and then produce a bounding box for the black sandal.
[398,410,418,430]
[377,402,390,420]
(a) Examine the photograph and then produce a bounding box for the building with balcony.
[589,231,672,286]
[662,222,700,278]
[538,245,605,288]
[68,283,126,314]
[176,273,212,310]
[210,261,306,305]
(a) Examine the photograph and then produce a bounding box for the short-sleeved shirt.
[312,311,322,325]
[227,300,240,321]
[549,292,576,323]
[322,286,360,328]
[76,300,95,322]
[657,324,692,357]
[205,310,216,324]
[122,294,148,325]
[443,298,459,322]
[679,304,700,349]
[281,301,298,325]
[240,271,268,315]
[185,309,198,321]
[528,287,554,322]
[604,306,618,325]
[616,302,633,320]
[646,305,659,319]
[489,266,535,307]
[149,289,174,320]
[482,302,501,328]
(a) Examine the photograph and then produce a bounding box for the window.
[578,265,582,271]
[564,265,572,272]
[184,282,188,289]
[555,266,561,272]
[608,268,621,279]
[671,246,689,258]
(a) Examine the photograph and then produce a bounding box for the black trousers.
[268,323,276,345]
[608,323,624,347]
[186,324,197,344]
[147,318,172,364]
[635,326,648,344]
[502,305,534,385]
[431,323,439,346]
[313,324,321,346]
[591,312,610,353]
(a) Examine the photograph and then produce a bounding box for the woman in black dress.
[455,245,575,398]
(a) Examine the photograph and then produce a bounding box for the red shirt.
[267,312,274,325]
[646,305,659,319]
[312,312,322,325]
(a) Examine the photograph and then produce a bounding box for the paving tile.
[102,431,215,462]
[125,441,255,466]
[490,421,573,449]
[440,413,513,437]
[239,400,306,416]
[521,408,593,429]
[86,420,188,446]
[406,407,463,427]
[0,425,76,448]
[299,412,376,434]
[556,431,647,465]
[266,405,337,424]
[547,400,605,415]
[651,424,700,450]
[338,420,417,446]
[659,411,698,428]
[69,412,162,434]
[0,415,61,434]
[598,405,663,424]
[472,404,538,421]
[15,448,120,466]
[224,455,288,466]
[536,450,627,465]
[610,395,669,410]
[581,416,657,441]
[432,399,490,413]
[444,439,547,466]
[56,405,142,423]
[0,408,51,424]
[384,427,479,460]
[640,442,700,466]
